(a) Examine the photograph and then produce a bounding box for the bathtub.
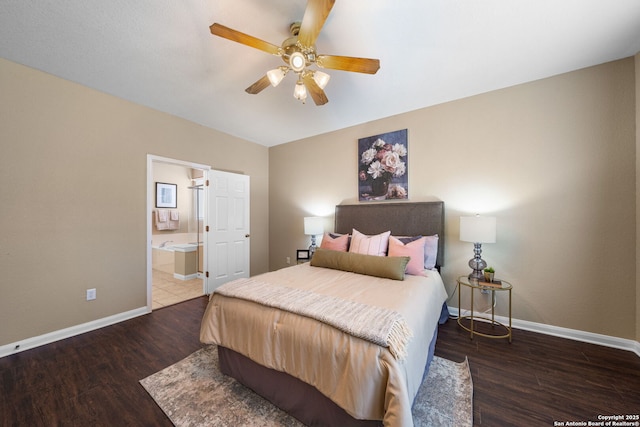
[152,233,201,278]
[152,233,200,251]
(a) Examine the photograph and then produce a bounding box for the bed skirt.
[218,323,441,427]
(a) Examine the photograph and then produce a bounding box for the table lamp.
[304,217,324,257]
[460,215,496,280]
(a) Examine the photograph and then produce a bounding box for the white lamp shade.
[294,81,307,101]
[460,215,496,243]
[313,70,330,89]
[267,68,286,87]
[304,217,324,236]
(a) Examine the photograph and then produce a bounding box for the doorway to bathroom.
[147,155,251,310]
[147,156,209,310]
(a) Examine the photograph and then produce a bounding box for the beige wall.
[270,58,637,340]
[0,58,269,346]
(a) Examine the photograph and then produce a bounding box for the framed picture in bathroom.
[156,182,177,208]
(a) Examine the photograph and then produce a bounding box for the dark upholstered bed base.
[218,346,382,427]
[218,326,440,427]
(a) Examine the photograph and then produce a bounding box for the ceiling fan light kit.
[289,51,307,72]
[209,0,380,106]
[313,70,330,89]
[267,67,288,87]
[294,80,308,102]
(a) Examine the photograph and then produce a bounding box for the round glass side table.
[457,275,512,342]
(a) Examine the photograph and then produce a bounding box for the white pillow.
[348,229,391,256]
[423,234,439,270]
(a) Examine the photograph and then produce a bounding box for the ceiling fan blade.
[210,23,281,56]
[297,0,335,48]
[317,54,380,74]
[245,75,271,94]
[303,73,329,105]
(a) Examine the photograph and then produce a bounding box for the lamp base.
[468,242,487,281]
[467,267,485,281]
[309,235,317,258]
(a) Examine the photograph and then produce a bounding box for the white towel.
[157,210,168,223]
[170,210,179,221]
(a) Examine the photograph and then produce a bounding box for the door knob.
[245,234,250,238]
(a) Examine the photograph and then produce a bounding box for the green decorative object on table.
[483,266,495,282]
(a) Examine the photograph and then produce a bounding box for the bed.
[200,201,448,427]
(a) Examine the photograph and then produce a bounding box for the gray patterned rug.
[140,345,473,427]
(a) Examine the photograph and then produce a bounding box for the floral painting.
[358,129,408,201]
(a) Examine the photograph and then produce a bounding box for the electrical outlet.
[86,288,96,301]
[286,257,291,264]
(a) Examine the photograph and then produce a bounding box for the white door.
[205,170,250,293]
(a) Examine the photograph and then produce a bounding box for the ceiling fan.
[210,0,380,105]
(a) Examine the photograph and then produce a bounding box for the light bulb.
[289,52,306,72]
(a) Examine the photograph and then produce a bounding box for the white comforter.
[200,263,448,427]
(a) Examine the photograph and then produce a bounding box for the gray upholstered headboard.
[334,201,445,268]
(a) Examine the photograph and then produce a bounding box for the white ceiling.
[1,1,639,147]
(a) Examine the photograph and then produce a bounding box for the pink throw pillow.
[388,235,427,275]
[348,229,391,256]
[320,233,349,252]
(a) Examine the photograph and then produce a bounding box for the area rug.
[140,345,473,427]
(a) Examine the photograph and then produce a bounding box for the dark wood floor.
[1,296,639,426]
[0,298,209,427]
[435,318,640,426]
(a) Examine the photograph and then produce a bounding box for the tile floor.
[152,269,204,310]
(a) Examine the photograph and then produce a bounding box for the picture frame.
[358,129,409,201]
[296,249,310,263]
[156,182,177,208]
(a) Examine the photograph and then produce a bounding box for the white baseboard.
[174,273,198,281]
[0,306,150,359]
[447,305,640,358]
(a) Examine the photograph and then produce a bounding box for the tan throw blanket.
[215,278,414,360]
